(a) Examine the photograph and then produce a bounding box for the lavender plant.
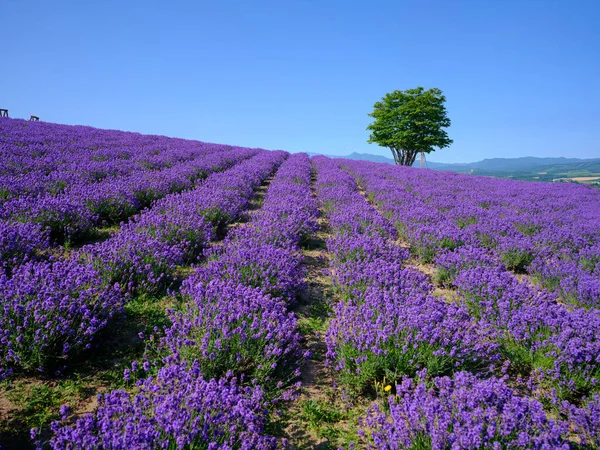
[0,259,123,374]
[49,361,278,450]
[360,371,572,449]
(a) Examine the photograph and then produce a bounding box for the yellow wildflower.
[384,385,392,392]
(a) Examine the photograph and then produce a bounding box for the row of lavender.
[345,160,600,308]
[313,156,600,449]
[0,151,284,380]
[48,153,319,449]
[0,147,255,274]
[0,118,230,195]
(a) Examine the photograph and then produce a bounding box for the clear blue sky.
[1,0,599,163]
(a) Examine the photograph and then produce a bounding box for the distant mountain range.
[307,152,600,183]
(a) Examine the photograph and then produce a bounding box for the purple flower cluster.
[565,394,600,447]
[361,371,572,449]
[50,361,277,450]
[162,280,303,395]
[78,230,184,295]
[454,265,600,400]
[531,251,600,308]
[0,219,49,274]
[0,259,123,375]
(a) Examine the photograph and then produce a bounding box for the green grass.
[334,334,484,396]
[1,377,92,447]
[298,397,362,447]
[301,399,346,429]
[500,248,534,273]
[432,266,456,288]
[4,379,88,429]
[298,312,329,335]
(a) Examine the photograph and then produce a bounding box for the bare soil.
[281,215,336,448]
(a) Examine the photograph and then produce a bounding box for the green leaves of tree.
[367,87,453,166]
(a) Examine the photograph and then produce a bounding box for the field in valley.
[1,117,600,449]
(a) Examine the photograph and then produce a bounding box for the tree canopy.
[367,87,453,166]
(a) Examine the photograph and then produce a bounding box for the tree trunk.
[406,151,418,166]
[390,148,401,165]
[390,148,419,166]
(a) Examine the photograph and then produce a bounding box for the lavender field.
[1,117,599,449]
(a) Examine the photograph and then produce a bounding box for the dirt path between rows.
[280,206,337,447]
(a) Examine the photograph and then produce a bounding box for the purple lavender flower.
[50,362,278,449]
[360,371,572,449]
[0,259,123,373]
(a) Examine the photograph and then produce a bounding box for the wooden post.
[0,109,8,117]
[30,115,39,121]
[420,152,425,168]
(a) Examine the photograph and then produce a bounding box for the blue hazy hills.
[307,152,600,182]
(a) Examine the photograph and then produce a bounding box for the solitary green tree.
[367,87,453,166]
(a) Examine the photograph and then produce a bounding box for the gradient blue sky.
[1,0,599,162]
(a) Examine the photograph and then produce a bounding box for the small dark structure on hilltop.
[30,115,39,121]
[0,109,8,117]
